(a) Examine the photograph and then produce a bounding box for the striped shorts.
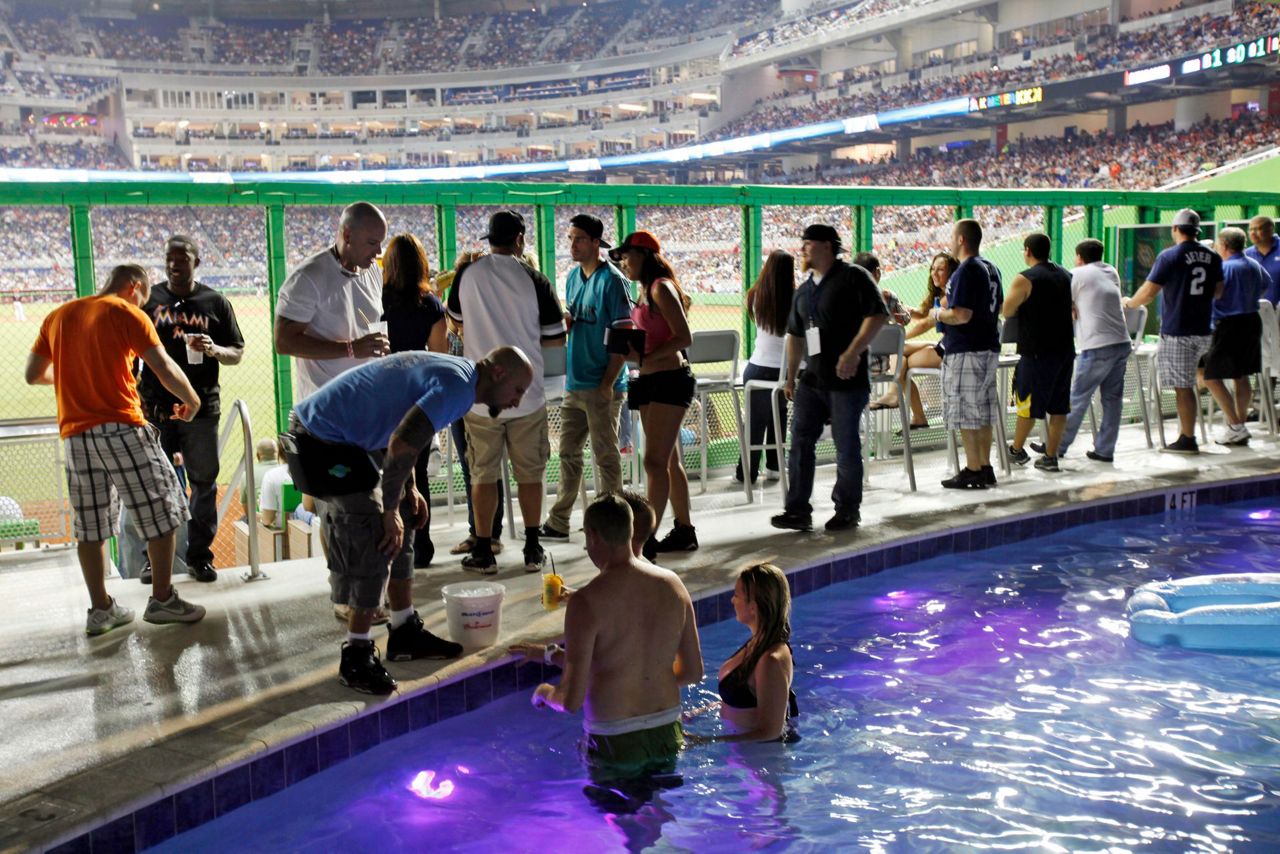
[65,422,189,543]
[1157,334,1211,389]
[942,351,1000,429]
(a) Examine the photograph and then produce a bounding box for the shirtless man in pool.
[526,493,703,781]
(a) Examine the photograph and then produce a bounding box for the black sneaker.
[1029,441,1046,455]
[770,511,813,532]
[461,550,498,575]
[139,561,152,584]
[642,535,658,562]
[824,511,860,532]
[339,641,396,695]
[1161,435,1199,455]
[942,468,988,490]
[386,612,463,662]
[187,562,217,583]
[1034,455,1060,472]
[981,465,997,486]
[654,523,698,553]
[538,523,570,541]
[1086,450,1114,462]
[1008,445,1030,466]
[523,543,546,573]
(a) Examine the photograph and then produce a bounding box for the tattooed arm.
[377,405,437,556]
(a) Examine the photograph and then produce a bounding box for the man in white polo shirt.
[273,201,390,403]
[447,210,566,574]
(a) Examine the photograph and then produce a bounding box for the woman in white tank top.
[737,250,796,484]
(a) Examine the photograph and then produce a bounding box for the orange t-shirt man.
[31,294,161,439]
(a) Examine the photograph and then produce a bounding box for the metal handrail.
[214,399,265,582]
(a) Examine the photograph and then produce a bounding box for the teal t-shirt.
[565,260,632,392]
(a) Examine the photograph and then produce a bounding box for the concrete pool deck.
[4,422,1280,853]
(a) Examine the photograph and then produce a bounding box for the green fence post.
[954,204,973,222]
[1137,205,1159,225]
[1045,206,1063,264]
[534,203,556,279]
[1085,205,1105,241]
[741,204,762,356]
[615,204,636,242]
[1241,203,1259,220]
[69,204,95,297]
[265,204,292,434]
[852,204,873,255]
[435,202,457,273]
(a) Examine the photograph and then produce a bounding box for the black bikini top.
[717,645,800,718]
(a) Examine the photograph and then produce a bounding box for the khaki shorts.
[464,407,549,483]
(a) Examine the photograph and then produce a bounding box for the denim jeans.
[785,382,869,517]
[451,418,504,539]
[1059,342,1131,457]
[735,362,787,482]
[153,416,219,565]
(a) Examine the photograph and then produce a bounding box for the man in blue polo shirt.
[1125,209,1223,454]
[1204,226,1272,446]
[541,214,632,540]
[292,346,534,694]
[1246,215,1280,305]
[932,218,1004,489]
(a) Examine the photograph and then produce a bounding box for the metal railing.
[215,398,266,581]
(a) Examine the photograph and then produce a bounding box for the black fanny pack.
[279,430,380,498]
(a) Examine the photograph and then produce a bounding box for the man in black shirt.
[1001,233,1074,472]
[771,224,888,533]
[138,236,245,582]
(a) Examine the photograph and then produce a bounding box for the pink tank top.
[631,279,675,355]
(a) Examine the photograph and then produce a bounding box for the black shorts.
[1203,312,1262,380]
[628,365,696,410]
[1012,353,1073,419]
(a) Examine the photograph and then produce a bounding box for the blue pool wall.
[47,474,1280,853]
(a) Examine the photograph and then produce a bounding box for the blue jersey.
[1146,241,1222,336]
[295,352,477,451]
[943,256,1003,354]
[564,260,632,392]
[1214,254,1269,324]
[1244,242,1280,305]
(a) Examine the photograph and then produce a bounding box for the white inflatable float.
[1126,573,1280,654]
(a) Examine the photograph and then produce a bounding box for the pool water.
[156,501,1280,852]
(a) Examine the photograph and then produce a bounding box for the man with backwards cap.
[1126,209,1223,454]
[772,224,888,533]
[446,210,567,574]
[540,214,632,542]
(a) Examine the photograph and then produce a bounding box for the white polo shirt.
[275,247,383,402]
[446,253,566,419]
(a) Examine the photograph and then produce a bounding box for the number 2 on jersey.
[1189,267,1206,296]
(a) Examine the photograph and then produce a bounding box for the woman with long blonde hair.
[715,563,799,742]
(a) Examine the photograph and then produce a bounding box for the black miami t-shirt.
[139,281,245,419]
[942,256,1003,354]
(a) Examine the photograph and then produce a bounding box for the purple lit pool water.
[156,501,1280,851]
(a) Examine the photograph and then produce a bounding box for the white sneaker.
[763,468,781,482]
[1218,424,1251,446]
[426,448,443,477]
[86,598,134,636]
[143,590,206,625]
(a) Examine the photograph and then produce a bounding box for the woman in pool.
[714,563,799,742]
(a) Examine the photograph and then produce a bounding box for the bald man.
[287,346,535,694]
[274,201,391,403]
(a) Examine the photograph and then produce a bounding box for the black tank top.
[1017,261,1075,356]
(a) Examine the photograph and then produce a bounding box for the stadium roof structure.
[70,0,612,20]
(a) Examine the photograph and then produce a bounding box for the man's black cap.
[482,210,527,244]
[802,223,844,253]
[569,214,611,249]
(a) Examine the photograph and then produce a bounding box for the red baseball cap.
[608,230,661,261]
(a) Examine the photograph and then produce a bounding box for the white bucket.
[441,582,505,648]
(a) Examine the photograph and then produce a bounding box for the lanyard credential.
[804,276,822,355]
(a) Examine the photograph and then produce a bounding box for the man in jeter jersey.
[1125,209,1223,455]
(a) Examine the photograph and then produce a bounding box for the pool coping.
[28,466,1280,854]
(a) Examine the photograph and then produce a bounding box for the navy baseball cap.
[482,210,527,243]
[802,223,844,253]
[569,214,611,249]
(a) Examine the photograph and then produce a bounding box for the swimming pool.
[155,499,1280,852]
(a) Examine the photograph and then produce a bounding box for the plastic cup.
[368,320,388,337]
[184,333,204,364]
[542,573,563,611]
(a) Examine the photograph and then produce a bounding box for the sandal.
[868,400,897,411]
